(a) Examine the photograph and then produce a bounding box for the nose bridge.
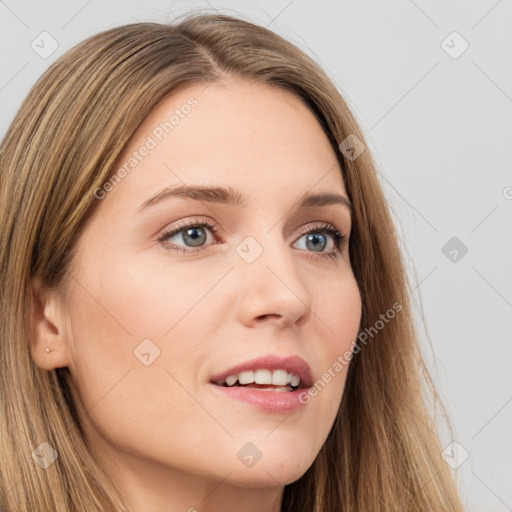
[235,219,296,281]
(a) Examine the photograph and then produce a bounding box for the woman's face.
[52,79,362,495]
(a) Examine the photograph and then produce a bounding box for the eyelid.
[157,216,219,245]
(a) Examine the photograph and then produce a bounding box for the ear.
[29,276,72,370]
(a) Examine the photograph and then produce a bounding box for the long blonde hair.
[0,12,465,512]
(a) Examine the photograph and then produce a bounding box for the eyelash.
[157,216,348,261]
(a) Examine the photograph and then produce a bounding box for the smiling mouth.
[209,356,314,392]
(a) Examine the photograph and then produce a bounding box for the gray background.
[1,1,511,510]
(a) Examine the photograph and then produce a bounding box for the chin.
[225,453,314,489]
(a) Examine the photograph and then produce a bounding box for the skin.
[31,77,362,512]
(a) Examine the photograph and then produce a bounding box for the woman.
[0,12,465,512]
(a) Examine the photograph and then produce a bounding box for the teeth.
[225,375,238,386]
[219,369,302,388]
[271,369,288,386]
[238,370,255,385]
[254,369,272,385]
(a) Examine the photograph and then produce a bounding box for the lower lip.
[208,383,311,413]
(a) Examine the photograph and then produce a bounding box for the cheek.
[70,246,225,339]
[305,271,362,406]
[309,268,362,352]
[64,251,225,424]
[64,268,220,466]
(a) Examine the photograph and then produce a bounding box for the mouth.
[209,355,314,392]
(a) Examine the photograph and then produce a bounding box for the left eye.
[158,218,347,258]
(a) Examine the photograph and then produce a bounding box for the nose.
[234,233,312,329]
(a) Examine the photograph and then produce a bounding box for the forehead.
[103,79,348,212]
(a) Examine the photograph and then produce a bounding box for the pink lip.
[208,383,311,413]
[208,355,314,413]
[209,354,314,388]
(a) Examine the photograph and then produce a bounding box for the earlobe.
[29,276,71,370]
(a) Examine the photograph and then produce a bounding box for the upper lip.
[209,354,313,388]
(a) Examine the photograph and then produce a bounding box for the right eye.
[158,217,221,253]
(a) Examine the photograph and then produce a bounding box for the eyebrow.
[138,185,353,214]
